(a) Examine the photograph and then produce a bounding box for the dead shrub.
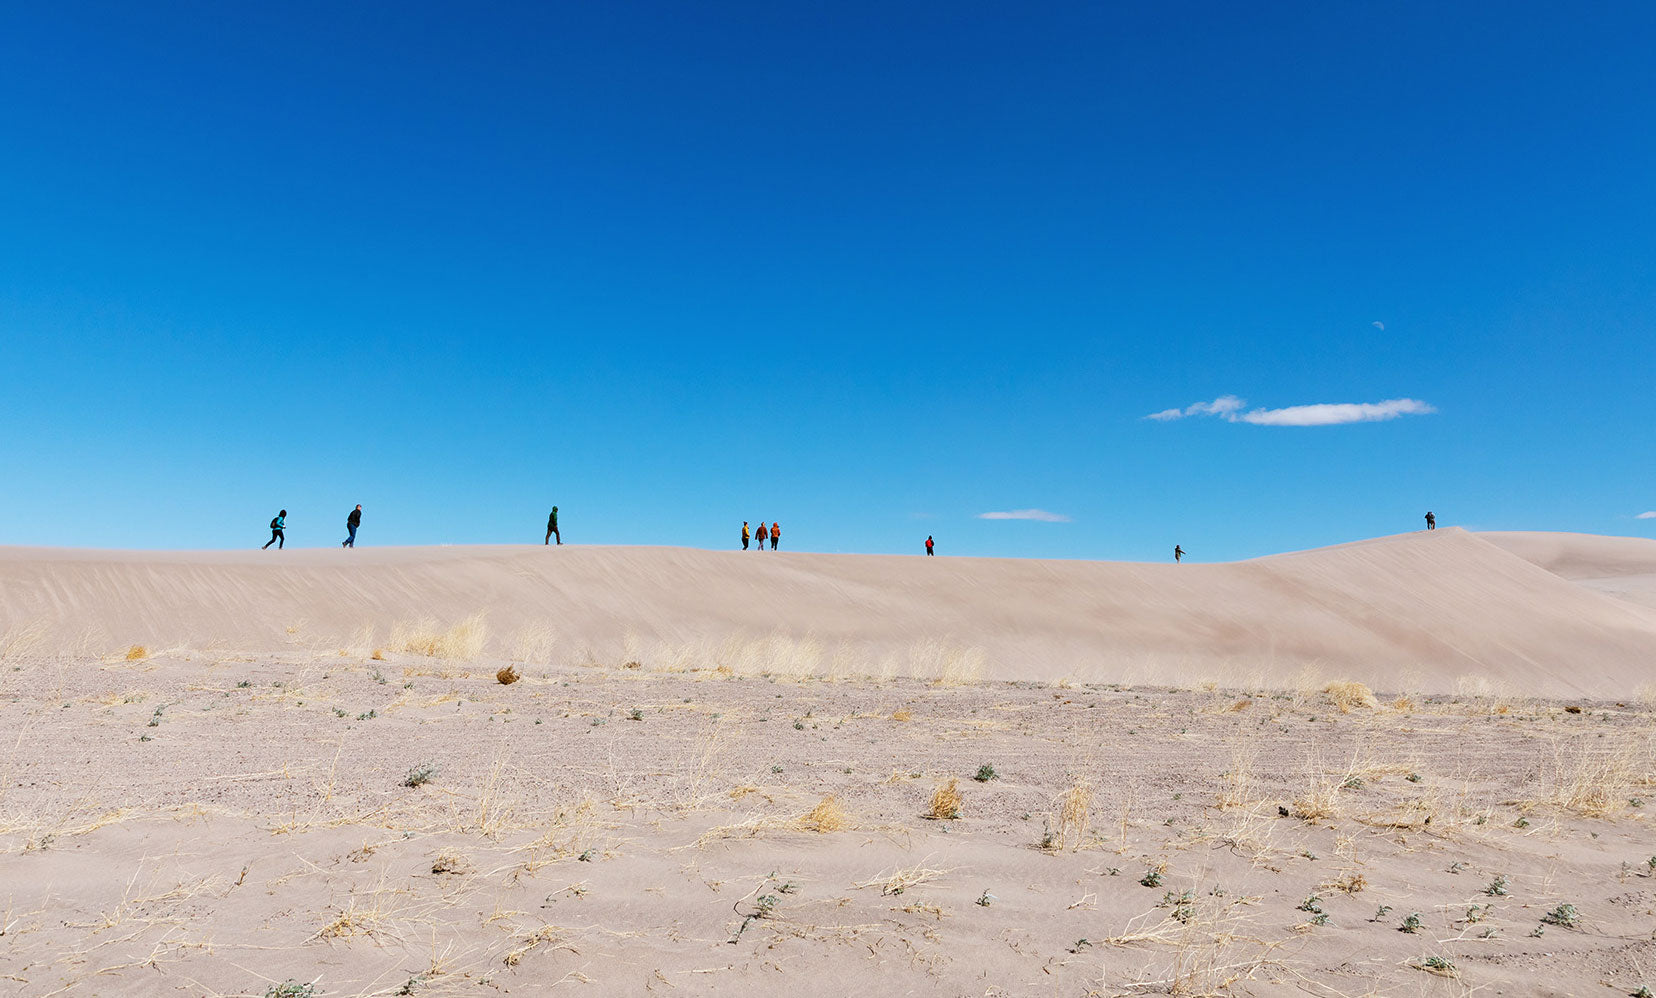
[1325,681,1378,712]
[928,778,964,820]
[125,644,148,661]
[496,665,520,685]
[798,794,848,832]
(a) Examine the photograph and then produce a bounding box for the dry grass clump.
[909,639,987,686]
[1519,736,1654,818]
[496,665,520,685]
[1043,781,1092,851]
[798,794,848,833]
[125,644,149,661]
[891,707,914,722]
[393,612,487,660]
[370,648,386,661]
[1324,681,1377,712]
[928,778,964,820]
[431,852,473,875]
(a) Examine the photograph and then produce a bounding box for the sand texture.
[3,527,1655,696]
[2,530,1654,996]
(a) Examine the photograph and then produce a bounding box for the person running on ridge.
[769,521,780,550]
[546,507,561,545]
[342,504,361,548]
[741,521,750,550]
[1174,544,1183,563]
[754,523,766,551]
[1424,511,1435,531]
[925,535,935,556]
[263,510,287,550]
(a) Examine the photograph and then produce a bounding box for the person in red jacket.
[754,523,766,551]
[925,535,934,556]
[769,521,780,550]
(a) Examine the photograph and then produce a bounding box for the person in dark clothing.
[1424,511,1436,530]
[1174,545,1184,563]
[545,507,561,545]
[755,523,766,551]
[741,521,750,550]
[263,510,287,550]
[769,521,779,550]
[925,535,934,556]
[342,505,361,547]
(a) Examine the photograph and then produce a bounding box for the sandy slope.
[1484,529,1656,610]
[2,528,1654,695]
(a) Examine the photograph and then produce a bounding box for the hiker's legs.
[345,525,356,547]
[771,536,777,550]
[263,530,278,550]
[742,538,748,550]
[553,527,561,545]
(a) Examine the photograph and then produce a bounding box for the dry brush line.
[393,612,488,660]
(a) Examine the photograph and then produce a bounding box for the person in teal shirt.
[263,510,287,550]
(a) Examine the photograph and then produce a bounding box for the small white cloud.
[978,509,1072,523]
[1145,395,1435,427]
[1637,511,1656,520]
[1372,321,1385,331]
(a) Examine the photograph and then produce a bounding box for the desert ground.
[2,530,1654,996]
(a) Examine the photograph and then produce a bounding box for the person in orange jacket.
[769,521,780,550]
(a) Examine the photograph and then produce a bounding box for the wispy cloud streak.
[1147,395,1435,427]
[978,509,1072,522]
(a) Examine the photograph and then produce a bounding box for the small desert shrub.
[1139,868,1164,888]
[1485,874,1510,896]
[928,778,963,820]
[974,763,998,782]
[370,648,385,661]
[403,762,438,788]
[125,644,148,661]
[799,794,848,832]
[496,665,520,685]
[1399,912,1423,933]
[1541,903,1579,928]
[1049,781,1091,850]
[1324,681,1377,712]
[1417,956,1457,977]
[431,852,473,875]
[265,983,317,998]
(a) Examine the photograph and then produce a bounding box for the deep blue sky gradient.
[2,3,1652,559]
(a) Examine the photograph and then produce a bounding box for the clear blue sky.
[2,2,1652,560]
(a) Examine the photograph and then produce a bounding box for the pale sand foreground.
[1,531,1654,996]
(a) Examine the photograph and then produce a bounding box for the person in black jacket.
[342,505,361,547]
[545,506,561,545]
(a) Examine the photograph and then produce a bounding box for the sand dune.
[1484,529,1656,610]
[2,527,1653,695]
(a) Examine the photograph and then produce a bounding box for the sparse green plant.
[975,890,995,907]
[577,848,594,862]
[1407,772,1422,783]
[139,733,152,742]
[1068,938,1092,953]
[1371,904,1393,921]
[1631,986,1652,998]
[333,708,348,718]
[1341,775,1364,790]
[265,983,317,998]
[1448,861,1465,873]
[403,762,438,788]
[236,680,251,688]
[1514,816,1530,828]
[591,717,606,726]
[1139,868,1164,888]
[1309,912,1329,925]
[1541,903,1579,928]
[357,709,376,720]
[771,764,783,773]
[1529,925,1545,937]
[1399,911,1423,933]
[1419,956,1456,975]
[1160,889,1195,923]
[1465,904,1489,923]
[974,763,998,782]
[629,708,644,721]
[1297,895,1324,915]
[372,670,387,684]
[1486,874,1510,896]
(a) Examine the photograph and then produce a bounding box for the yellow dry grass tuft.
[370,648,386,661]
[798,794,848,833]
[1051,780,1092,850]
[393,612,487,660]
[124,644,148,661]
[496,665,520,685]
[1324,681,1377,712]
[927,778,963,820]
[891,707,914,722]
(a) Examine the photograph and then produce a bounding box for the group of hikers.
[262,505,363,550]
[741,521,780,550]
[262,507,1441,557]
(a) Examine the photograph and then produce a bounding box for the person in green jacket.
[263,510,287,550]
[545,507,561,545]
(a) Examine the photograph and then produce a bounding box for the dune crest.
[2,528,1653,695]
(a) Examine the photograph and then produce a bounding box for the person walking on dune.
[342,504,361,548]
[925,535,935,556]
[1174,545,1184,562]
[263,510,287,550]
[1424,511,1435,531]
[755,523,766,551]
[769,521,780,550]
[545,506,561,545]
[741,521,751,550]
